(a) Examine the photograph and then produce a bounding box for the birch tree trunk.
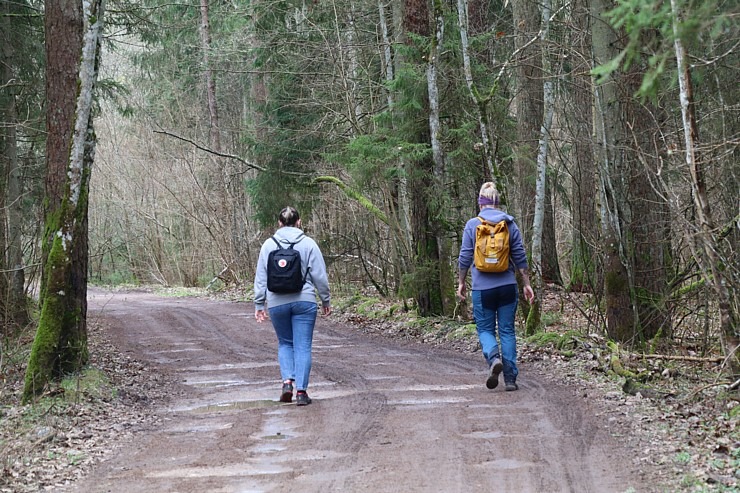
[24,0,105,401]
[671,0,738,376]
[427,0,455,315]
[526,0,554,336]
[0,79,7,332]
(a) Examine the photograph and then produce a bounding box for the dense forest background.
[1,0,738,398]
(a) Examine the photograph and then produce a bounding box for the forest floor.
[0,286,737,492]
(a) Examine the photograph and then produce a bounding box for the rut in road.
[66,289,653,493]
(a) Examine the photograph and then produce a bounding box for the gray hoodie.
[253,226,331,310]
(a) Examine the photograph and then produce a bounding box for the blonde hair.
[478,182,500,206]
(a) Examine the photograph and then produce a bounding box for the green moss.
[541,311,563,327]
[61,367,116,402]
[525,330,582,352]
[357,297,381,315]
[526,331,563,347]
[23,232,72,402]
[447,324,476,340]
[524,300,542,336]
[605,271,627,293]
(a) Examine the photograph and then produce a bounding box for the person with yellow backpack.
[457,182,535,391]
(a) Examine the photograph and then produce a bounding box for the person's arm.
[457,268,468,301]
[457,220,474,301]
[518,268,535,304]
[254,241,269,321]
[308,240,331,313]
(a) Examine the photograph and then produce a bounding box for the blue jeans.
[472,285,519,383]
[268,301,318,391]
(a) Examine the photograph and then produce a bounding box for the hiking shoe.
[279,382,293,403]
[505,381,519,392]
[486,358,503,389]
[296,391,312,406]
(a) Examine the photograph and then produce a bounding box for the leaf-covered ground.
[0,286,737,492]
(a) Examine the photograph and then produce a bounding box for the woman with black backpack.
[254,206,331,406]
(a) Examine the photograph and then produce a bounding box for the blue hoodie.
[254,226,331,310]
[458,208,529,291]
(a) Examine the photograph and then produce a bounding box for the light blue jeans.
[472,284,519,383]
[268,301,318,391]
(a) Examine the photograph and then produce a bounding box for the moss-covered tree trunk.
[23,0,104,402]
[592,0,635,342]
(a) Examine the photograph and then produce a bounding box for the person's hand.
[523,285,535,304]
[456,282,466,302]
[322,305,331,316]
[255,309,268,323]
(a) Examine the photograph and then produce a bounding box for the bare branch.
[153,129,265,172]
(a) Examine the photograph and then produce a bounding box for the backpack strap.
[272,233,305,249]
[271,234,311,281]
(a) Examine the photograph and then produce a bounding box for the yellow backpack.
[473,217,510,273]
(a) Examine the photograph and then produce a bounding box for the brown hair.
[278,206,300,227]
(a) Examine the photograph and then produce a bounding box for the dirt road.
[66,289,654,493]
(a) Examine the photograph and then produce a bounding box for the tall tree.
[526,0,554,335]
[511,0,541,237]
[669,0,737,375]
[566,0,598,294]
[592,0,673,343]
[24,0,105,401]
[1,0,39,332]
[399,0,449,316]
[591,0,634,341]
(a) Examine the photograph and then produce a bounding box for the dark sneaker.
[296,391,312,406]
[505,381,519,391]
[486,358,503,389]
[279,382,293,403]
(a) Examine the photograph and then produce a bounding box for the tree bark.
[591,0,634,341]
[24,0,105,401]
[3,70,29,329]
[199,0,221,153]
[511,0,541,236]
[568,0,598,294]
[527,0,553,335]
[427,0,455,315]
[671,0,738,377]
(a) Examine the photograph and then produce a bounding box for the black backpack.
[266,235,310,294]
